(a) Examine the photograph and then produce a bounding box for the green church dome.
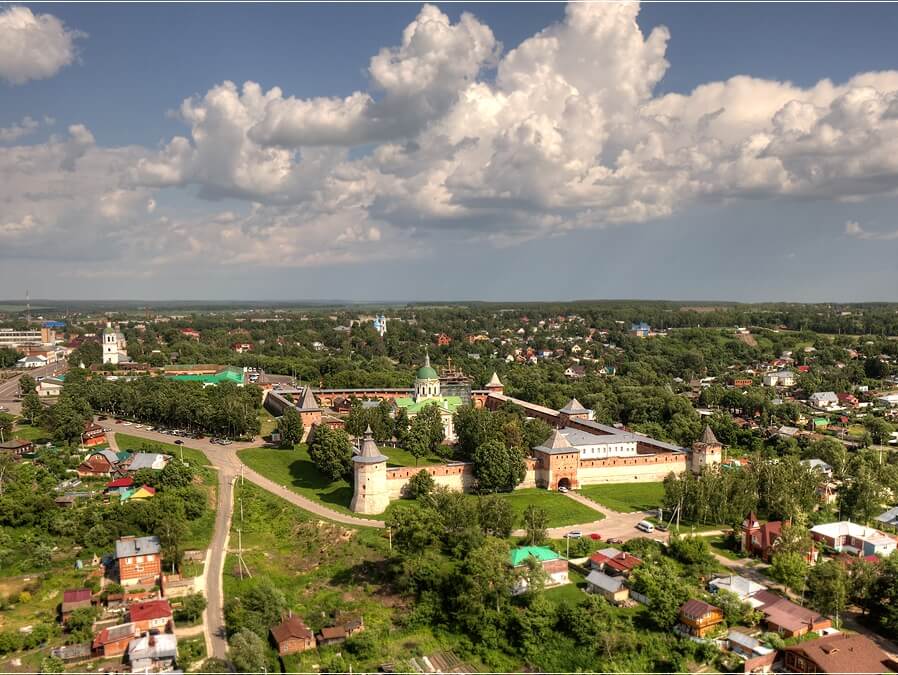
[416,351,438,380]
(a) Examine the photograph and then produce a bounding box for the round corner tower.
[350,426,390,515]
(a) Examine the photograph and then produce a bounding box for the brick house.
[753,590,832,638]
[127,599,173,633]
[92,622,138,657]
[316,615,364,647]
[270,615,316,655]
[589,548,643,577]
[78,449,128,477]
[115,536,162,587]
[82,422,107,448]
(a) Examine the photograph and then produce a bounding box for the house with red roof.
[60,589,92,623]
[270,614,315,655]
[783,633,897,673]
[753,590,832,638]
[127,599,173,633]
[92,622,138,657]
[741,513,818,563]
[589,548,643,577]
[82,422,107,448]
[105,476,134,498]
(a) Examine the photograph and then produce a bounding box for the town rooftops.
[114,535,161,559]
[319,625,348,641]
[754,590,829,634]
[783,633,897,674]
[709,575,767,602]
[585,570,626,593]
[486,372,504,388]
[699,425,719,445]
[128,599,172,622]
[128,632,178,662]
[271,615,314,644]
[509,546,560,567]
[106,476,134,489]
[0,439,32,451]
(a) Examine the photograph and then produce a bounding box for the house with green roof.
[395,351,462,441]
[509,546,569,594]
[167,366,245,387]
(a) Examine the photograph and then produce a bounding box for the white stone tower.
[691,425,723,474]
[350,426,390,515]
[102,321,120,365]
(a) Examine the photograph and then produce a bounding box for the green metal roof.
[168,368,244,385]
[395,396,462,414]
[509,546,560,567]
[416,365,438,380]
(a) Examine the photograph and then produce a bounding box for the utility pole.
[388,526,392,552]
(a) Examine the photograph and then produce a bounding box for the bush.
[406,470,435,499]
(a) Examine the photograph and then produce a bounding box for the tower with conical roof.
[691,424,722,474]
[414,348,440,400]
[485,372,504,394]
[350,426,390,514]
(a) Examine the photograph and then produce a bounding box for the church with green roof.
[395,350,463,441]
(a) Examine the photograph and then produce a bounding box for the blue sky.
[2,2,898,301]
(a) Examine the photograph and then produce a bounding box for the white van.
[636,520,655,533]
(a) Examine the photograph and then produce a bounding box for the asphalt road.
[0,360,68,415]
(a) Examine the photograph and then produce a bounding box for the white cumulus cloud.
[0,6,85,85]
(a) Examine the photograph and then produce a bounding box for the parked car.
[565,531,582,539]
[607,537,623,545]
[558,486,569,493]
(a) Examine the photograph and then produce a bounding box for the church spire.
[424,346,430,369]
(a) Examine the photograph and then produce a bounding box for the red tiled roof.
[590,550,643,573]
[755,592,829,634]
[128,599,172,623]
[106,477,134,488]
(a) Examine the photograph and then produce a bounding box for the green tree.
[522,504,548,545]
[0,413,13,441]
[276,407,304,448]
[629,557,690,629]
[177,593,208,624]
[228,629,266,673]
[18,374,36,394]
[307,425,352,481]
[406,469,435,499]
[471,439,526,493]
[807,560,848,626]
[863,417,893,445]
[21,391,44,426]
[478,494,516,538]
[393,407,410,446]
[770,551,809,596]
[39,656,64,674]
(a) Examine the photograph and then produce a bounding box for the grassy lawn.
[382,445,442,467]
[258,408,277,438]
[9,423,52,443]
[224,482,505,673]
[579,482,665,513]
[705,535,744,561]
[502,488,602,528]
[239,444,359,516]
[176,636,207,670]
[544,569,587,606]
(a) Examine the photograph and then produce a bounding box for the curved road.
[102,419,382,663]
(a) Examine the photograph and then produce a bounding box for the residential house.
[742,514,821,564]
[0,439,34,458]
[709,575,767,607]
[105,476,135,499]
[128,633,178,672]
[801,459,833,477]
[120,485,157,502]
[876,392,898,407]
[564,365,586,379]
[585,570,629,604]
[509,546,569,594]
[127,599,173,633]
[875,505,898,529]
[115,535,162,586]
[589,548,643,577]
[810,521,897,557]
[179,328,201,340]
[37,376,65,397]
[753,590,831,638]
[730,376,754,388]
[316,615,364,647]
[270,615,316,655]
[810,392,839,409]
[726,629,773,660]
[837,392,859,408]
[82,422,107,448]
[783,633,897,674]
[60,589,92,623]
[677,599,724,638]
[630,322,651,338]
[232,342,253,353]
[124,452,171,472]
[435,333,452,346]
[92,622,138,657]
[763,371,796,387]
[78,449,130,477]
